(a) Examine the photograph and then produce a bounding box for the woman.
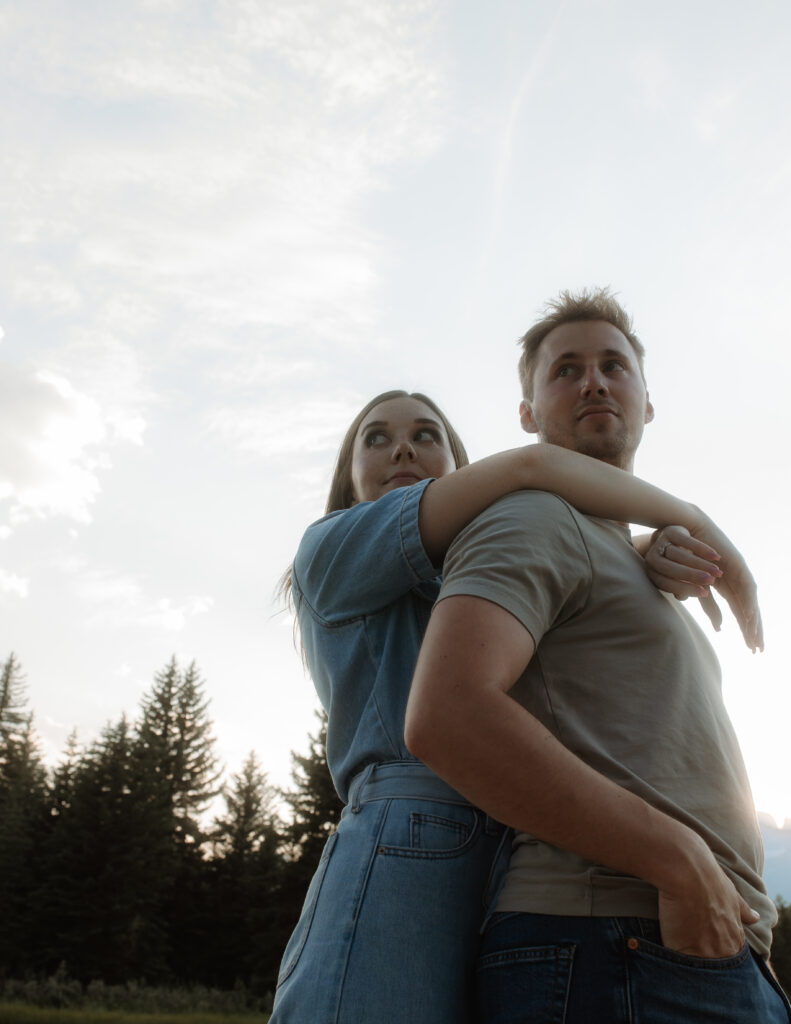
[270,390,760,1024]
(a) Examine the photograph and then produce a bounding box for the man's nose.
[391,438,416,461]
[580,369,608,397]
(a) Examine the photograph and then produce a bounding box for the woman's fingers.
[645,568,709,601]
[653,525,720,563]
[645,527,721,592]
[697,591,723,633]
[646,524,764,650]
[712,576,764,653]
[654,543,722,583]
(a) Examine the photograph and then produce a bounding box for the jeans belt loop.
[349,762,376,813]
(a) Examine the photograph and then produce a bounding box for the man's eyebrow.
[549,348,630,365]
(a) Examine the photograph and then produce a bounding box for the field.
[0,1005,270,1024]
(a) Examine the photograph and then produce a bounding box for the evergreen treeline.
[2,652,790,1002]
[0,653,343,998]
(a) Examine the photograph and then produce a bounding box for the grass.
[0,1005,270,1024]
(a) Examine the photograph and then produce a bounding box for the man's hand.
[657,839,759,958]
[643,523,763,652]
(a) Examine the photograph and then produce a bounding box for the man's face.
[519,320,654,471]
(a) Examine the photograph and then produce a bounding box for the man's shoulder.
[447,489,589,567]
[471,489,583,533]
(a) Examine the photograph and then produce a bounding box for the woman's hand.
[643,523,763,652]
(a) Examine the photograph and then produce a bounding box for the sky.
[1,0,790,827]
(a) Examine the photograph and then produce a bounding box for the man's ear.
[644,392,655,425]
[519,399,539,434]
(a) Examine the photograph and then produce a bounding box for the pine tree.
[134,657,222,983]
[36,716,172,983]
[274,710,344,986]
[203,753,285,991]
[280,710,343,866]
[0,655,48,975]
[773,898,791,999]
[213,752,279,860]
[136,657,221,846]
[0,653,30,783]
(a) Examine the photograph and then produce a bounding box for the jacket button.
[627,938,639,950]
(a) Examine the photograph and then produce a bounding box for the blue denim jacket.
[292,479,440,802]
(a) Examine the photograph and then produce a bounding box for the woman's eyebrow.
[361,418,442,430]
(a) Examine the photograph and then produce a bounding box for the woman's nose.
[391,439,416,461]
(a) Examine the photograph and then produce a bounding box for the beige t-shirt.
[439,490,776,958]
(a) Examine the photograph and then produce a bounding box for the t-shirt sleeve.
[293,479,438,622]
[438,491,591,646]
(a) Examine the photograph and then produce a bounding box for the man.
[405,289,789,1022]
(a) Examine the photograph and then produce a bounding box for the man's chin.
[574,437,630,467]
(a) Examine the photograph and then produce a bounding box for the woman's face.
[350,396,456,503]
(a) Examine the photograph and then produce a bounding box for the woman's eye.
[414,428,440,443]
[557,365,573,377]
[364,431,388,447]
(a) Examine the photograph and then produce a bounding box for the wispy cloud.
[74,565,214,631]
[0,567,29,599]
[0,366,105,525]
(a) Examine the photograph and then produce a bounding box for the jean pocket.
[276,830,338,987]
[626,937,789,1022]
[377,803,479,859]
[476,942,575,1024]
[627,935,751,970]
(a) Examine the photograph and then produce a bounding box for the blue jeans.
[270,761,510,1024]
[477,912,791,1023]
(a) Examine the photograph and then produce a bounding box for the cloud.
[207,393,363,460]
[0,0,448,373]
[0,567,29,599]
[75,565,214,631]
[0,366,106,525]
[0,357,148,527]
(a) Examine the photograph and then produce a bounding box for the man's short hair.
[517,287,646,399]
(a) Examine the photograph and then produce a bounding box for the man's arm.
[405,594,759,958]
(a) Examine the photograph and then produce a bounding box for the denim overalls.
[270,482,510,1024]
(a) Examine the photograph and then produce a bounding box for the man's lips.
[577,405,617,420]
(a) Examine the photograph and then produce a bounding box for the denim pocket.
[476,941,575,1024]
[627,934,751,970]
[276,830,338,987]
[626,936,790,1022]
[376,802,479,859]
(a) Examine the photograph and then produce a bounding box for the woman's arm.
[420,443,700,559]
[419,443,762,651]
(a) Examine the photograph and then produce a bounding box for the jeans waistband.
[347,759,473,812]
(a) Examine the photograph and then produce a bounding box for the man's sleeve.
[438,490,592,647]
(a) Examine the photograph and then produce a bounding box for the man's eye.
[604,360,625,372]
[557,366,573,377]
